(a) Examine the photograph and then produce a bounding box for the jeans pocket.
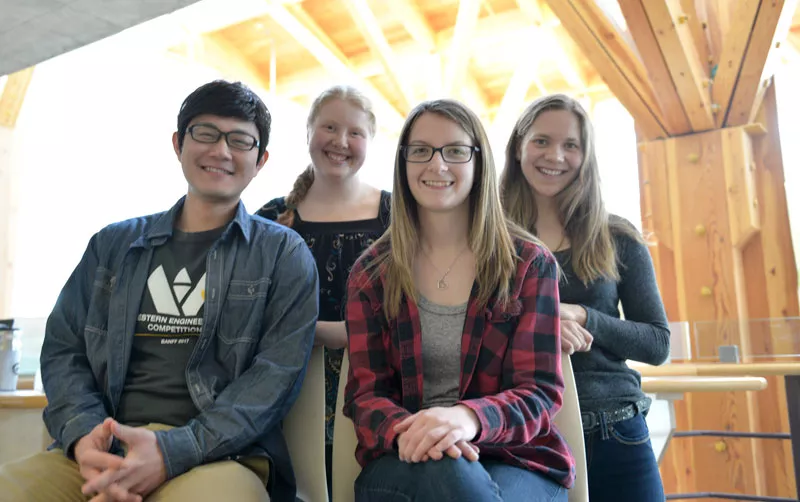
[609,414,651,446]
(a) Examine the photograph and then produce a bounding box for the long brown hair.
[500,94,641,283]
[369,99,537,319]
[276,85,377,227]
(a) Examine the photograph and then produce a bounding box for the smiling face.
[307,98,371,180]
[518,109,584,200]
[173,114,267,204]
[405,112,475,215]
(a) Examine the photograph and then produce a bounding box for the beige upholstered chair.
[283,346,329,502]
[332,352,590,502]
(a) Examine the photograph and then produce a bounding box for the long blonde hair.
[500,94,641,283]
[277,85,377,227]
[370,99,536,319]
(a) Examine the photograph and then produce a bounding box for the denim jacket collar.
[131,196,252,249]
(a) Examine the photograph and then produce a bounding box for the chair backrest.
[332,352,589,502]
[555,352,589,502]
[331,353,362,502]
[283,346,329,502]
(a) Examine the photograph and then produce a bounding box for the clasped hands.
[73,418,167,502]
[393,404,481,464]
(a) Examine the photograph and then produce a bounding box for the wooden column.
[0,67,34,317]
[640,79,798,498]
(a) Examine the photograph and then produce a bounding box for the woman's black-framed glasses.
[188,124,259,152]
[401,144,480,163]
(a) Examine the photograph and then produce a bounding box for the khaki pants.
[0,424,270,502]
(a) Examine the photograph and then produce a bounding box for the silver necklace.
[421,246,469,290]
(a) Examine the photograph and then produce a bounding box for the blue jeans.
[355,454,566,502]
[585,413,665,502]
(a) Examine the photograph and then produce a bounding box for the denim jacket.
[40,197,319,502]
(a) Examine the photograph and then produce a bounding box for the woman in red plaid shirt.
[343,99,575,501]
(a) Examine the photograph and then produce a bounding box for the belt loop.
[600,413,610,440]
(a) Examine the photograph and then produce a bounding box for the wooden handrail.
[631,362,800,377]
[641,376,768,393]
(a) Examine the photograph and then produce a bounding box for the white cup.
[0,328,21,391]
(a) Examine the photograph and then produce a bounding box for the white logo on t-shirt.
[147,266,206,316]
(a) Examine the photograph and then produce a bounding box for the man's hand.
[393,405,481,463]
[74,419,124,483]
[81,420,167,502]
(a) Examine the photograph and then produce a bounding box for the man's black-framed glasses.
[188,124,259,152]
[401,144,480,163]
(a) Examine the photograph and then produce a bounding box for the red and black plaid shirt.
[343,238,576,488]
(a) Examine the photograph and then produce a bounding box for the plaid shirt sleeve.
[459,248,564,447]
[343,254,412,460]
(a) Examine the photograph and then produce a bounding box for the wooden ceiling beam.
[263,1,404,132]
[725,0,798,127]
[514,0,545,23]
[443,0,482,97]
[388,0,489,116]
[171,33,273,92]
[711,0,760,128]
[679,0,712,72]
[640,0,715,131]
[342,0,415,114]
[618,0,691,133]
[0,67,34,129]
[390,0,437,49]
[517,0,586,89]
[492,52,538,138]
[543,0,669,139]
[703,0,731,70]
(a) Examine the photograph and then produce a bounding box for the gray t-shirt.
[116,225,224,427]
[555,220,670,415]
[418,295,467,409]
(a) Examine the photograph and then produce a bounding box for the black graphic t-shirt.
[116,225,224,427]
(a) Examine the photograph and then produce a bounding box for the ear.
[172,132,181,160]
[255,150,269,175]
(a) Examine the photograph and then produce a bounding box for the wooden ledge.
[16,376,34,390]
[641,376,768,394]
[632,362,800,377]
[0,390,47,409]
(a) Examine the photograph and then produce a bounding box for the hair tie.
[285,203,297,211]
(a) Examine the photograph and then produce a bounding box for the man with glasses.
[0,80,318,502]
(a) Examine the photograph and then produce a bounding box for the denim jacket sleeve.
[40,234,109,457]
[153,239,319,479]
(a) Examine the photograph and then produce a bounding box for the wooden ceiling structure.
[164,0,800,140]
[169,0,619,135]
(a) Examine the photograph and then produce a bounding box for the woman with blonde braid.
[256,85,390,494]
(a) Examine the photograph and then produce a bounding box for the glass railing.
[688,317,800,362]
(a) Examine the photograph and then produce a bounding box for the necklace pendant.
[437,279,448,290]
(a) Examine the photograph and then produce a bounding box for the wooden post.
[640,79,798,498]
